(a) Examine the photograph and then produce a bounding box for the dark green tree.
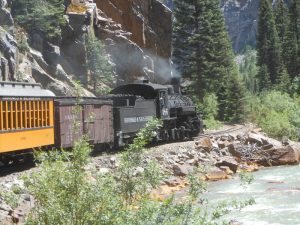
[257,64,272,91]
[188,0,245,121]
[274,0,289,44]
[172,0,194,77]
[173,0,245,121]
[256,0,282,88]
[283,0,300,79]
[86,34,114,95]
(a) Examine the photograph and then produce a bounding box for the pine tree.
[276,65,291,93]
[284,0,300,79]
[172,0,245,121]
[274,0,289,45]
[86,34,114,95]
[172,0,194,77]
[257,64,272,91]
[256,0,282,88]
[274,0,289,43]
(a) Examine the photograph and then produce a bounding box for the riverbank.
[0,123,299,224]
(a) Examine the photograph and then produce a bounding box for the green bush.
[11,0,65,43]
[245,91,300,140]
[23,117,253,225]
[193,93,222,130]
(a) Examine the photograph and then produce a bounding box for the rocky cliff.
[95,0,172,83]
[0,0,172,95]
[221,0,259,52]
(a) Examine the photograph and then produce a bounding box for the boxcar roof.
[111,83,168,99]
[54,97,112,106]
[0,81,55,97]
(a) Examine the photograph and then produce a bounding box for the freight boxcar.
[0,82,55,154]
[54,97,114,148]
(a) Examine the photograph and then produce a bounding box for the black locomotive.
[111,79,203,146]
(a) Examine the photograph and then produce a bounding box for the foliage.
[0,189,19,209]
[23,114,255,225]
[17,32,30,53]
[192,93,222,130]
[239,172,255,188]
[85,34,115,95]
[256,0,282,89]
[245,91,300,140]
[11,0,66,43]
[173,0,245,122]
[283,0,300,80]
[274,0,289,45]
[238,49,258,93]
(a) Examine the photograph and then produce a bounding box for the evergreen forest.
[172,0,300,140]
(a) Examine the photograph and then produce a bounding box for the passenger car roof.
[0,81,55,97]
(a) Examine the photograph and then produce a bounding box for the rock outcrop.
[95,0,172,83]
[221,0,259,52]
[0,0,173,94]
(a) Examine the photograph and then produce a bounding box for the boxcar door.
[94,104,114,144]
[56,105,83,148]
[83,105,95,143]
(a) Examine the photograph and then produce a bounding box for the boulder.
[172,164,193,176]
[195,137,213,152]
[218,140,230,149]
[206,167,228,181]
[247,132,264,146]
[268,146,299,166]
[219,166,234,175]
[215,157,239,173]
[164,176,182,187]
[228,143,242,159]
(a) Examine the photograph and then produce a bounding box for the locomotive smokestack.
[170,77,181,94]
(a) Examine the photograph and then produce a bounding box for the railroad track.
[194,124,245,140]
[0,124,246,177]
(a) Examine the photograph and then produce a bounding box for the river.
[204,165,300,225]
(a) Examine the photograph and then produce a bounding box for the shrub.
[11,0,66,43]
[24,118,253,225]
[245,91,300,140]
[193,93,222,130]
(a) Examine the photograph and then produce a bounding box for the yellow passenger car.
[0,82,55,153]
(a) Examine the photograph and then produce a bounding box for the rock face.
[221,0,259,52]
[0,0,173,94]
[95,0,172,83]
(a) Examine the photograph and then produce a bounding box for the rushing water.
[203,165,300,225]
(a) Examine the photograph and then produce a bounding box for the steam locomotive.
[0,80,202,163]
